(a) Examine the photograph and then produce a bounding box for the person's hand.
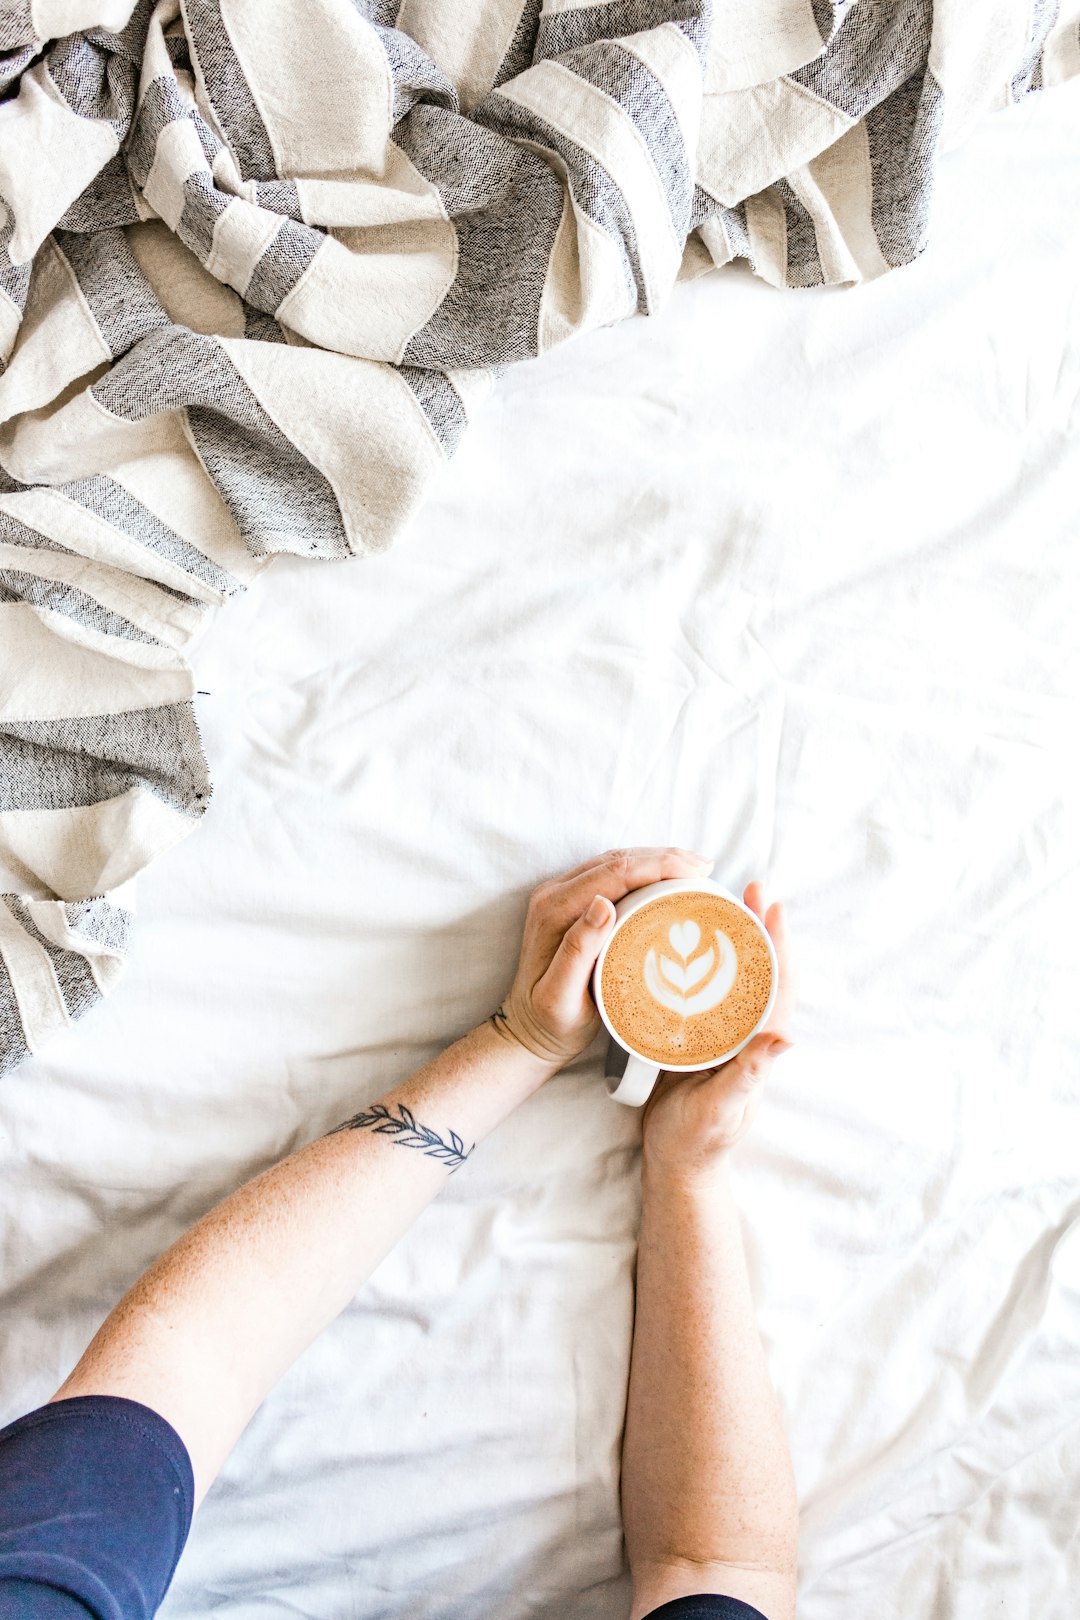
[640,881,794,1185]
[490,847,715,1069]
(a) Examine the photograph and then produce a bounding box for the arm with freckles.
[622,884,800,1620]
[50,846,714,1507]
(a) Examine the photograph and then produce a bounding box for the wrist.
[641,1147,733,1202]
[474,1016,561,1091]
[486,995,580,1073]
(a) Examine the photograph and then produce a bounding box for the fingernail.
[769,1036,793,1055]
[676,849,713,866]
[586,895,610,926]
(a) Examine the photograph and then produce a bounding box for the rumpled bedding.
[1,0,1078,1073]
[0,58,1078,1620]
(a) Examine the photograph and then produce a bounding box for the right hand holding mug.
[640,882,794,1187]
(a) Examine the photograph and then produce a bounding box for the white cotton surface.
[1,80,1078,1620]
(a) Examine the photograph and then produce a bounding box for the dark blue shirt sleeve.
[641,1597,770,1619]
[0,1395,766,1620]
[0,1395,193,1620]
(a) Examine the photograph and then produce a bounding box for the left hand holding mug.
[490,847,715,1068]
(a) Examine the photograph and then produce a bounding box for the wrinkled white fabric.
[0,76,1077,1620]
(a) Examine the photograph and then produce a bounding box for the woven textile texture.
[0,0,1077,1074]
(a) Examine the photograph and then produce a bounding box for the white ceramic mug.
[592,877,779,1107]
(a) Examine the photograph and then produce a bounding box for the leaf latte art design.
[643,919,738,1017]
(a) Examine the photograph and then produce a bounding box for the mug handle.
[606,1050,662,1107]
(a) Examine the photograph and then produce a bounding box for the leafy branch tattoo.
[327,1102,473,1173]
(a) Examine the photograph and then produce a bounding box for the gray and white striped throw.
[0,0,1076,1076]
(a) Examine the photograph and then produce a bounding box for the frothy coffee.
[599,892,773,1067]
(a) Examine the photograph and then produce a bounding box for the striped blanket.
[0,1,1077,1078]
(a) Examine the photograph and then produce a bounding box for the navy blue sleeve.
[641,1597,770,1620]
[0,1395,194,1620]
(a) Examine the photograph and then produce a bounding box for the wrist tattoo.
[490,1004,510,1032]
[326,1102,473,1172]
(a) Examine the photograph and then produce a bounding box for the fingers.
[762,897,789,972]
[673,1030,792,1098]
[743,883,795,1039]
[743,879,766,919]
[531,847,713,948]
[742,881,787,963]
[547,846,711,889]
[532,894,616,1026]
[729,1030,792,1090]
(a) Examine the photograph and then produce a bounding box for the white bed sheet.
[2,81,1079,1620]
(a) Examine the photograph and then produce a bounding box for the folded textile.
[0,0,1076,1077]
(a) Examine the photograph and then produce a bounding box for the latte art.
[643,921,737,1017]
[599,891,774,1068]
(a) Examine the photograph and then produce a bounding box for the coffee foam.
[599,891,773,1066]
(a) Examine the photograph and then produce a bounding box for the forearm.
[621,1161,798,1618]
[51,1020,552,1504]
